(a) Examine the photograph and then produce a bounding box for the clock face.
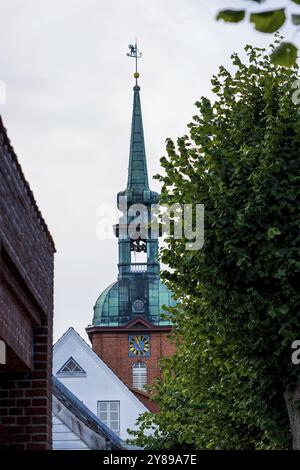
[133,299,145,313]
[128,335,150,357]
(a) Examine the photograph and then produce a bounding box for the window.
[56,357,86,377]
[131,249,147,264]
[97,401,120,434]
[132,362,147,391]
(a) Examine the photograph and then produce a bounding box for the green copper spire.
[127,85,149,190]
[91,42,177,328]
[118,42,158,208]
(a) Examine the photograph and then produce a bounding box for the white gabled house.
[53,328,148,441]
[52,376,124,450]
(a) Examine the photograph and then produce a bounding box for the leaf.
[250,9,286,33]
[266,227,281,240]
[216,10,245,23]
[292,14,300,25]
[271,42,298,67]
[279,305,289,315]
[292,0,300,4]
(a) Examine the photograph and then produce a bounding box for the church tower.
[86,43,176,410]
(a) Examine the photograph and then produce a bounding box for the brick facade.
[0,117,55,449]
[87,318,176,411]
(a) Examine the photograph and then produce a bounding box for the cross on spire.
[127,40,142,85]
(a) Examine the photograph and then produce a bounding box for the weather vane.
[127,40,142,85]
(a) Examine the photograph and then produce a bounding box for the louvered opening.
[132,362,147,391]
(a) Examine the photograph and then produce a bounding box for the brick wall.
[0,117,55,449]
[90,329,176,409]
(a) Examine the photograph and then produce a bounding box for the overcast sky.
[0,0,296,342]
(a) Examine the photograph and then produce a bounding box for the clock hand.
[135,337,141,349]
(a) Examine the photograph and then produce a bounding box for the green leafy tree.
[217,1,300,66]
[129,41,300,449]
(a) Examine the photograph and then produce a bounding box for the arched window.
[132,362,147,391]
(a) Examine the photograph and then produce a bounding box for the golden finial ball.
[134,72,140,79]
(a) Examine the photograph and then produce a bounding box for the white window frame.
[97,400,120,435]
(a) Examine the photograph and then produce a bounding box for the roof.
[92,279,176,326]
[52,376,124,450]
[127,85,149,190]
[117,85,158,208]
[0,116,55,250]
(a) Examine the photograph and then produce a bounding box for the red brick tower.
[87,318,175,411]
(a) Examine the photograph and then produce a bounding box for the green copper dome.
[93,280,176,327]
